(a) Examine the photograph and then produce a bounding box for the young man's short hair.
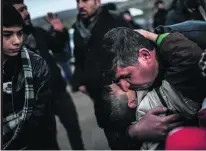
[101,85,136,128]
[3,3,24,27]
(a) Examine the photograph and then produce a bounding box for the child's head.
[101,83,137,128]
[3,3,24,57]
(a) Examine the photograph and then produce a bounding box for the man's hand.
[128,106,182,141]
[134,29,158,42]
[45,12,64,32]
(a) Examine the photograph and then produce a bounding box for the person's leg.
[54,92,85,150]
[59,60,72,82]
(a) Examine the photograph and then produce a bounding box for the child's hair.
[3,3,24,27]
[101,85,136,128]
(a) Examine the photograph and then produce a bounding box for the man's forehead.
[13,3,25,9]
[3,27,22,32]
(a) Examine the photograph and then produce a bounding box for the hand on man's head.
[134,29,158,42]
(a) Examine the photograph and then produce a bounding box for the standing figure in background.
[6,0,85,149]
[153,0,168,29]
[71,0,129,147]
[166,0,206,25]
[2,4,56,149]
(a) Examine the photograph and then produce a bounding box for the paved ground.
[56,89,110,150]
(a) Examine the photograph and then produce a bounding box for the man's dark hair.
[3,3,24,27]
[4,0,23,5]
[101,27,155,77]
[155,0,164,7]
[101,85,136,128]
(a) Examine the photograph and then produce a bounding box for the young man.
[101,27,206,142]
[6,0,84,149]
[2,4,57,149]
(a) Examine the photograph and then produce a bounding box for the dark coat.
[153,9,168,28]
[71,7,129,93]
[165,0,206,25]
[27,26,68,93]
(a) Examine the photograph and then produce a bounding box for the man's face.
[13,3,31,25]
[112,84,137,108]
[3,26,23,56]
[114,49,159,92]
[77,0,100,19]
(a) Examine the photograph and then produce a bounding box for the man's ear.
[138,48,151,61]
[128,99,137,108]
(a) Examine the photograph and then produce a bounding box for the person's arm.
[136,30,204,101]
[26,55,55,148]
[29,55,51,127]
[45,13,69,53]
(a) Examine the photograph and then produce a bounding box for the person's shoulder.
[26,47,49,75]
[27,48,44,62]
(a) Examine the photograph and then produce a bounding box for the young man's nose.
[12,35,21,45]
[120,80,130,92]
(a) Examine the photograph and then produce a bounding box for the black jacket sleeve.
[44,27,69,54]
[27,54,56,149]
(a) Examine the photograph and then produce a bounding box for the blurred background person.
[166,0,206,25]
[153,0,168,29]
[121,10,142,29]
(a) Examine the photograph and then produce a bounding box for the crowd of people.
[2,0,206,150]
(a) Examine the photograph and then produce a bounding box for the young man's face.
[13,3,31,26]
[114,49,159,92]
[77,0,100,19]
[111,84,137,108]
[3,26,23,56]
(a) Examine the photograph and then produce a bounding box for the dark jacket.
[71,7,129,93]
[4,50,57,150]
[153,9,168,28]
[25,26,68,93]
[156,32,206,102]
[166,0,206,25]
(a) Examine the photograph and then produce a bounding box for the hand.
[134,29,158,42]
[78,85,87,94]
[128,106,182,141]
[45,12,64,31]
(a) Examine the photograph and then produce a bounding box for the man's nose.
[12,35,20,45]
[119,80,130,92]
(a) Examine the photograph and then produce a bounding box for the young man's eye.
[17,31,23,37]
[3,34,11,38]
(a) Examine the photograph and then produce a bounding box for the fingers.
[146,106,167,115]
[168,121,183,131]
[45,12,57,23]
[163,114,181,123]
